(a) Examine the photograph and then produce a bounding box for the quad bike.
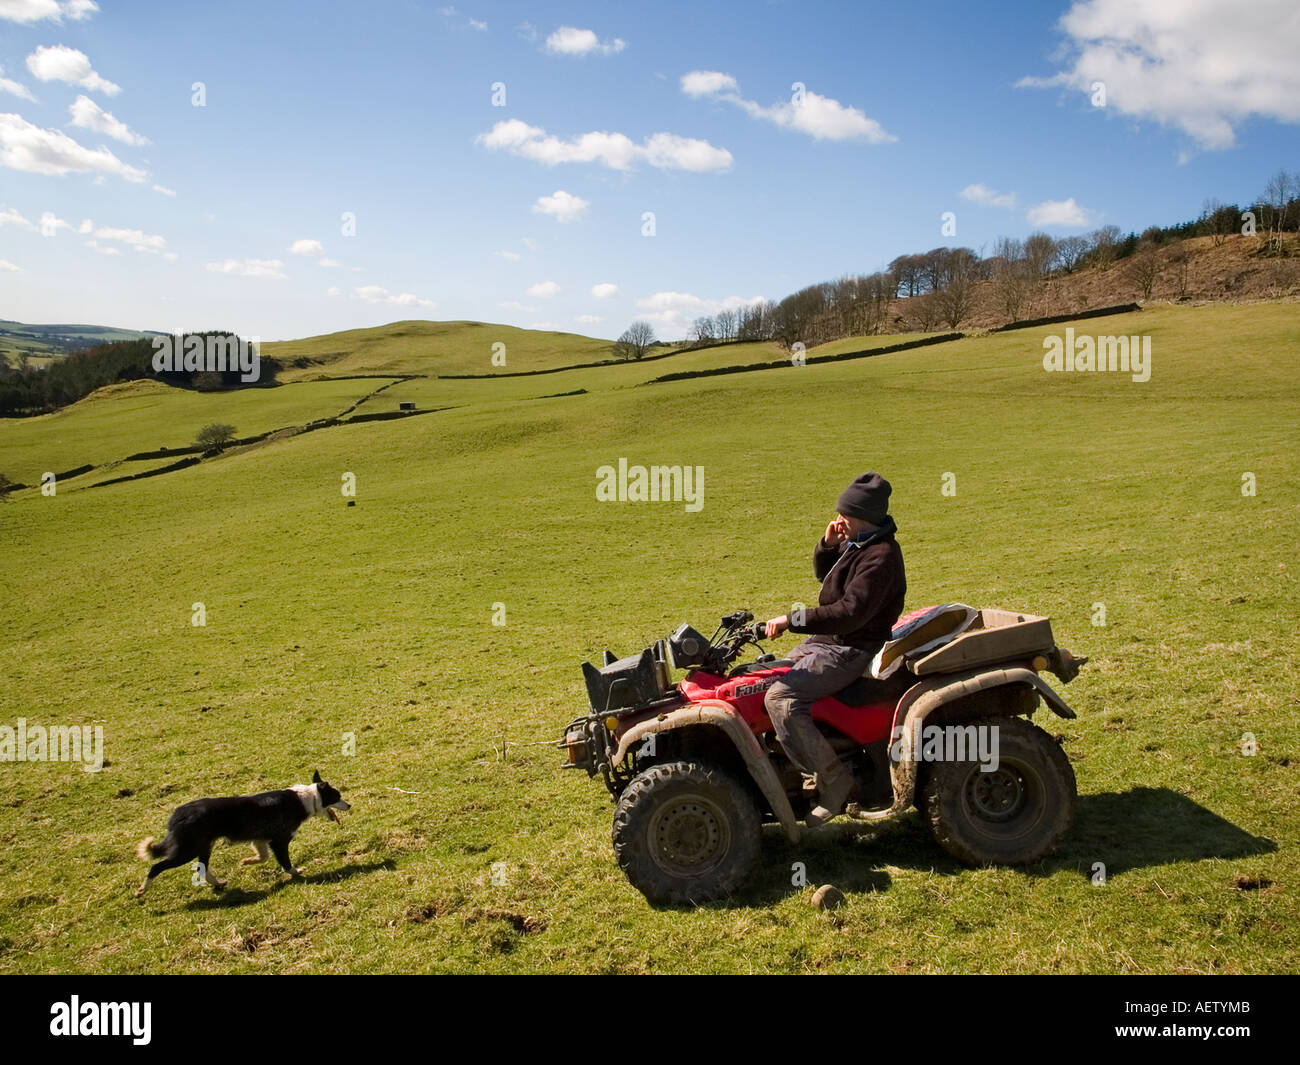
[560,605,1087,904]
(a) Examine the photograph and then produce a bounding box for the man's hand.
[824,518,847,547]
[764,616,789,639]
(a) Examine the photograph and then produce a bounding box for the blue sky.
[1,0,1297,341]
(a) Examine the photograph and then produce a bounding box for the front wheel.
[921,715,1076,866]
[612,760,761,905]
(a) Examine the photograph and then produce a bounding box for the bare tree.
[1054,236,1088,272]
[903,292,942,332]
[888,254,924,298]
[1167,242,1191,298]
[1126,246,1160,301]
[690,316,716,345]
[1198,198,1239,247]
[714,309,737,339]
[614,321,656,360]
[935,253,976,328]
[992,238,1030,323]
[1023,232,1057,279]
[1260,170,1298,255]
[1091,225,1123,269]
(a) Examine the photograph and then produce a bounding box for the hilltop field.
[0,300,1297,973]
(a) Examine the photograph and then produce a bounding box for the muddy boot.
[807,759,855,827]
[784,715,854,827]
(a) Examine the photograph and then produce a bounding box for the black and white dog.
[135,771,350,896]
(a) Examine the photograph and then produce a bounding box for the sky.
[0,0,1297,342]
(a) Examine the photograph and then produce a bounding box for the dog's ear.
[312,770,322,784]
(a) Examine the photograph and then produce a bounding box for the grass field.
[0,321,159,368]
[264,320,614,381]
[1,301,1296,973]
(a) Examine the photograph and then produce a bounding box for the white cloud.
[516,21,537,42]
[26,45,119,95]
[0,0,97,23]
[527,280,561,298]
[0,113,146,180]
[590,282,619,300]
[0,66,36,101]
[153,183,175,196]
[326,285,341,297]
[1026,198,1093,227]
[634,291,765,334]
[39,209,70,233]
[682,70,895,143]
[206,258,287,279]
[1018,0,1300,150]
[0,258,20,271]
[0,205,35,229]
[545,27,625,56]
[681,70,739,97]
[498,300,538,311]
[960,183,1016,208]
[521,237,539,252]
[289,239,339,266]
[468,18,486,31]
[531,189,589,223]
[495,249,522,261]
[79,220,167,253]
[2,206,72,237]
[574,314,603,324]
[477,118,731,172]
[84,239,117,254]
[68,94,147,145]
[354,284,434,308]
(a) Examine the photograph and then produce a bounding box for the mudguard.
[610,698,802,844]
[849,666,1074,823]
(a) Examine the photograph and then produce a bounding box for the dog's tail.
[136,836,169,861]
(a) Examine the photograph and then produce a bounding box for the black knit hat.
[836,472,891,525]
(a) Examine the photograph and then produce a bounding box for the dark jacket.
[788,517,906,650]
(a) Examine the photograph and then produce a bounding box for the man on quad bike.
[762,471,906,827]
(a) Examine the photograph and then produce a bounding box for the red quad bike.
[561,606,1087,905]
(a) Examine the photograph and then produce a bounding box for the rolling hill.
[0,320,163,367]
[0,301,1296,973]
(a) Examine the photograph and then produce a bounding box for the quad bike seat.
[872,604,978,678]
[834,669,915,707]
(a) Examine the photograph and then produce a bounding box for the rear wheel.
[612,760,761,905]
[921,715,1075,866]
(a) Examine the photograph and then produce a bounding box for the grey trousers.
[764,640,874,776]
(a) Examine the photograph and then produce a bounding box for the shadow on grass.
[673,787,1275,911]
[1061,787,1276,877]
[182,859,396,911]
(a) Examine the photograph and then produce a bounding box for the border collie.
[135,771,350,896]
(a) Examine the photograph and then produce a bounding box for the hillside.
[942,234,1300,333]
[0,320,161,367]
[263,320,616,381]
[0,301,1295,973]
